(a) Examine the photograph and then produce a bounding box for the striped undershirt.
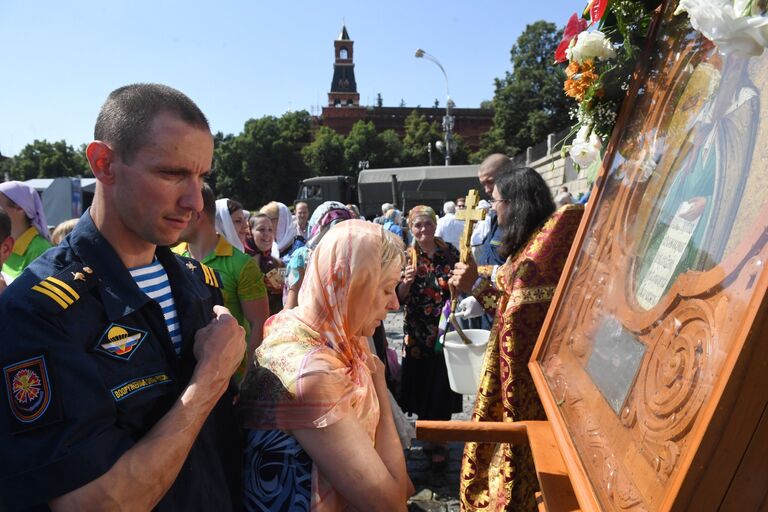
[129,260,182,355]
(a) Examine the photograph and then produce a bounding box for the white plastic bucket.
[443,329,490,395]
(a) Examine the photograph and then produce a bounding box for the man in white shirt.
[470,199,492,248]
[293,201,309,240]
[435,201,464,250]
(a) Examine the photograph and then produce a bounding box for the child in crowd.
[51,218,78,245]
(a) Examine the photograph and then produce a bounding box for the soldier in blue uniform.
[0,84,246,511]
[460,154,512,330]
[474,153,511,269]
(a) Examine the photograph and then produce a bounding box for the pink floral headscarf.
[239,219,392,510]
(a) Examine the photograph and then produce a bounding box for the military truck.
[295,175,357,214]
[295,164,481,219]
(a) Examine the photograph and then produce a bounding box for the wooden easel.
[416,420,580,511]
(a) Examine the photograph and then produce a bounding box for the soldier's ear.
[86,141,117,185]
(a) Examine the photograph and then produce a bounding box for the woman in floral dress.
[396,205,462,468]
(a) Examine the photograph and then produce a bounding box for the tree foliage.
[478,20,574,159]
[212,111,312,209]
[342,121,404,175]
[5,140,89,180]
[301,126,345,177]
[402,111,442,166]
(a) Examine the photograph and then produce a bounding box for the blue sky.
[0,0,585,157]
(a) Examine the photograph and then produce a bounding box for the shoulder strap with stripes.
[177,256,221,289]
[30,262,97,313]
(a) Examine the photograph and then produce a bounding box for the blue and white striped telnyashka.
[129,260,182,355]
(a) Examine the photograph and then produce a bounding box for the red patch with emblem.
[4,356,52,424]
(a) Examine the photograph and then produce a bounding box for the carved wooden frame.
[530,2,768,510]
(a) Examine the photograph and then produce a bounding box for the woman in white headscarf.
[260,201,304,262]
[215,198,246,253]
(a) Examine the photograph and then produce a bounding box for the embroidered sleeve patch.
[111,372,172,401]
[4,355,61,432]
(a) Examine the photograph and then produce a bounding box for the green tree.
[376,129,404,169]
[479,20,574,158]
[449,133,470,165]
[402,111,442,166]
[343,121,384,176]
[213,111,312,209]
[301,126,345,176]
[6,140,89,180]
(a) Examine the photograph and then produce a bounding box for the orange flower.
[564,60,599,101]
[566,61,581,79]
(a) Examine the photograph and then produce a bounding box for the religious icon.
[633,50,759,309]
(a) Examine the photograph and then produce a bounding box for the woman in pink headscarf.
[239,220,413,511]
[0,181,52,280]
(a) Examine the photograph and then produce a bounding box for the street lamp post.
[415,48,454,166]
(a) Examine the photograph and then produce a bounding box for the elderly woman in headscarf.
[239,220,413,511]
[0,181,52,280]
[395,205,462,469]
[260,201,304,262]
[283,201,352,309]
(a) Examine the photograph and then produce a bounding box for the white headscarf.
[274,202,295,253]
[214,198,244,252]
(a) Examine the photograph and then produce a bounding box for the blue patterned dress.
[243,429,313,511]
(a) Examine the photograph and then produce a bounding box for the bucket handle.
[448,285,472,344]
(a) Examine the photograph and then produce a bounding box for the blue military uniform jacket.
[0,212,241,511]
[474,209,506,267]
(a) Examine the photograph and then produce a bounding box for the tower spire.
[328,24,360,108]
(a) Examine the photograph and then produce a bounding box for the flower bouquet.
[556,0,662,175]
[558,0,768,178]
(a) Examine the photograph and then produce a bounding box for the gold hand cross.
[454,189,486,264]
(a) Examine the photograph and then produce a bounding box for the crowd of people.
[0,83,584,511]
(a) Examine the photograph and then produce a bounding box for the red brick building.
[318,25,493,151]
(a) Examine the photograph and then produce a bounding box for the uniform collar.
[67,210,203,322]
[12,227,38,255]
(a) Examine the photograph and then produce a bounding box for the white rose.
[569,125,602,168]
[567,31,616,63]
[676,0,768,56]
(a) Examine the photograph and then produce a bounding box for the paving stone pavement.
[383,310,475,512]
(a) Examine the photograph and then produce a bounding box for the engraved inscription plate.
[585,317,647,415]
[636,201,704,309]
